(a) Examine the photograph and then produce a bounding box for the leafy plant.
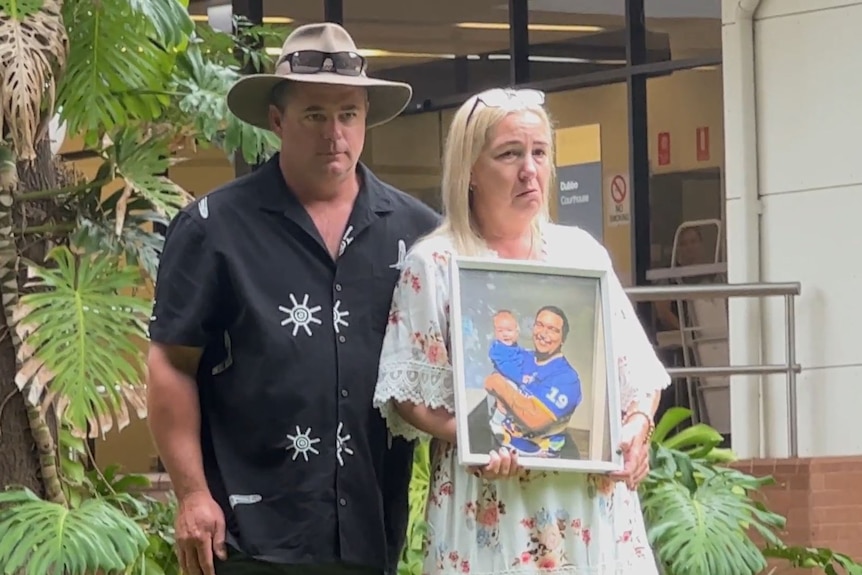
[0,0,283,572]
[86,464,181,575]
[14,246,151,436]
[399,439,431,575]
[643,407,862,575]
[0,487,148,575]
[763,545,862,575]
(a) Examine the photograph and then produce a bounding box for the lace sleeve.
[373,248,453,441]
[607,266,672,410]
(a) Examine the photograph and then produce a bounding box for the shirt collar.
[252,154,394,257]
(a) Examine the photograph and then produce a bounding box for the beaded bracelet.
[623,410,655,443]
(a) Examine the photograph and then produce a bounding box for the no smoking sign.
[606,174,630,227]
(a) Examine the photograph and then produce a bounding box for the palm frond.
[12,245,151,436]
[172,45,279,164]
[0,0,68,161]
[0,487,148,575]
[641,470,784,575]
[58,0,190,137]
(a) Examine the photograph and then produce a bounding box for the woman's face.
[470,110,551,233]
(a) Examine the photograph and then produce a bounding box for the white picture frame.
[448,256,623,474]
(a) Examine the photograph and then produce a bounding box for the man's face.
[677,228,705,266]
[268,83,369,182]
[532,310,563,354]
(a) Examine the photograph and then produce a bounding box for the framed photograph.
[448,256,623,474]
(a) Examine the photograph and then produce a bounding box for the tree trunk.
[0,309,41,494]
[0,138,62,496]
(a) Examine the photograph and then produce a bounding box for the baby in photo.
[493,309,520,345]
[487,310,520,430]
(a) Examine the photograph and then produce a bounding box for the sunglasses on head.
[466,88,546,125]
[281,50,367,77]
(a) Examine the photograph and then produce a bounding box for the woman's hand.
[609,417,651,490]
[469,448,522,480]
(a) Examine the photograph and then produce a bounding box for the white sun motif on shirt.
[335,422,354,466]
[286,426,321,462]
[339,225,355,257]
[279,293,323,337]
[333,300,350,333]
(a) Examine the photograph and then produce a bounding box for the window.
[546,83,633,284]
[644,0,721,61]
[646,65,729,443]
[526,0,629,80]
[344,0,512,107]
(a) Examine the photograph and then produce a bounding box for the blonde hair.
[425,90,556,256]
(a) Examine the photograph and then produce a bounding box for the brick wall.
[732,456,862,574]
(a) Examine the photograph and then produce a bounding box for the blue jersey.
[487,341,582,456]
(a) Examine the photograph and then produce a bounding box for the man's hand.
[609,418,651,490]
[175,491,227,575]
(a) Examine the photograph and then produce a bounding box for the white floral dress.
[373,223,671,575]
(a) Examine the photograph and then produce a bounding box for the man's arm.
[147,344,207,499]
[484,373,555,431]
[146,208,226,499]
[485,366,582,433]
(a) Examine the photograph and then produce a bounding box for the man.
[146,22,440,575]
[482,306,582,458]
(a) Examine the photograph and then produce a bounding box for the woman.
[373,88,670,575]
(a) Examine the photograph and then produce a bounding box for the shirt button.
[339,498,347,506]
[341,389,349,398]
[338,335,346,343]
[334,283,343,292]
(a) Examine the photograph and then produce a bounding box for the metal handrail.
[624,281,802,457]
[626,282,800,301]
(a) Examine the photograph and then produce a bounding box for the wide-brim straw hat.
[226,22,413,130]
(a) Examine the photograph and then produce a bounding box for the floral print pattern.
[374,225,671,575]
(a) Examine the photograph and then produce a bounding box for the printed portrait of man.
[482,305,583,458]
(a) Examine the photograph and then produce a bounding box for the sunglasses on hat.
[281,50,367,77]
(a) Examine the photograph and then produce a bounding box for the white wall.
[723,0,862,458]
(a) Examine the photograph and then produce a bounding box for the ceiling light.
[455,22,604,33]
[359,49,456,59]
[190,14,294,24]
[261,16,293,24]
[263,47,455,59]
[486,53,624,65]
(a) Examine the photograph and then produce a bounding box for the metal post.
[324,0,343,25]
[231,0,264,177]
[508,0,530,85]
[625,0,652,330]
[785,294,799,457]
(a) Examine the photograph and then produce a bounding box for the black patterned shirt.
[148,154,440,572]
